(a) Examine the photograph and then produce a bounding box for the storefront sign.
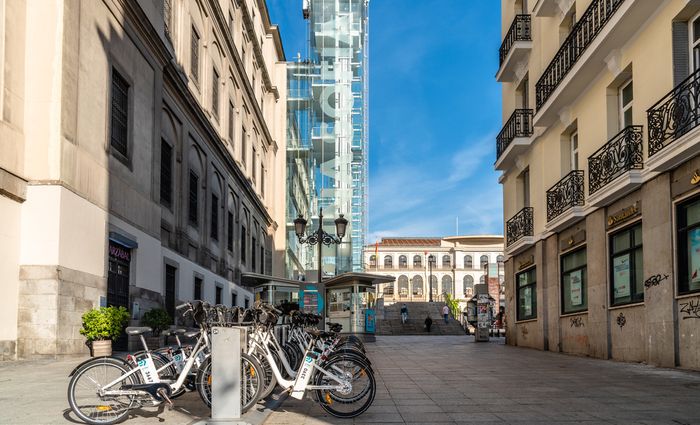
[607,202,640,228]
[109,243,131,262]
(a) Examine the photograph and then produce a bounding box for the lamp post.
[293,208,348,284]
[428,254,435,302]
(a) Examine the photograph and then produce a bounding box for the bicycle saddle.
[306,328,334,339]
[125,326,152,335]
[162,328,186,336]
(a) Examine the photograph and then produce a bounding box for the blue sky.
[268,1,503,242]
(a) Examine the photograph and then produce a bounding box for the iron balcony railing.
[648,68,700,157]
[546,170,585,222]
[506,207,534,247]
[499,15,532,66]
[588,126,643,195]
[497,109,534,158]
[535,0,625,109]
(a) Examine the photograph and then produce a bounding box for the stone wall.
[17,265,105,359]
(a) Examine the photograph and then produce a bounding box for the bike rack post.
[210,326,245,423]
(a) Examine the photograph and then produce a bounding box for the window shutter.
[673,21,689,86]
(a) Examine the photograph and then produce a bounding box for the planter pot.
[92,340,112,357]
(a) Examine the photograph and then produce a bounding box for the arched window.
[412,275,423,296]
[369,255,376,267]
[442,275,453,296]
[442,255,451,268]
[430,275,438,295]
[383,282,394,295]
[480,255,489,269]
[399,255,407,268]
[480,275,486,284]
[384,255,393,268]
[464,275,474,296]
[464,255,473,269]
[398,276,408,297]
[413,255,422,268]
[497,254,505,264]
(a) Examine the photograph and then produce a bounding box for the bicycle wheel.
[254,351,278,400]
[314,355,376,418]
[67,358,140,425]
[196,353,263,413]
[323,353,374,402]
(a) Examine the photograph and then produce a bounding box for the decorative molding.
[604,49,623,75]
[558,106,572,127]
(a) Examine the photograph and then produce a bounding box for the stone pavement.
[263,335,700,425]
[1,336,700,424]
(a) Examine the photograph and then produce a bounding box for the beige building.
[0,0,287,359]
[497,0,700,369]
[364,236,505,310]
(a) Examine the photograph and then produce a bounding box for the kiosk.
[322,273,394,336]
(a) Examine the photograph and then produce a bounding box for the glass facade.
[286,0,369,278]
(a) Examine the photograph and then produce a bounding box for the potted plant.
[141,308,171,349]
[79,306,130,357]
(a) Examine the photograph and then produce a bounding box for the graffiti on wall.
[520,326,529,338]
[644,274,669,289]
[570,317,584,328]
[680,300,700,320]
[616,312,626,329]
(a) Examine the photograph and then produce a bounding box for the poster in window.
[570,270,582,306]
[523,287,532,316]
[613,254,631,298]
[690,228,700,287]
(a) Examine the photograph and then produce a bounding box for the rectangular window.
[229,10,234,33]
[165,264,176,321]
[260,165,265,198]
[252,148,257,183]
[691,14,700,71]
[610,223,644,305]
[241,225,246,263]
[160,140,173,208]
[110,69,129,158]
[241,126,247,167]
[210,194,219,241]
[191,27,200,84]
[188,171,199,226]
[232,291,237,306]
[678,196,700,294]
[251,237,257,270]
[244,297,249,309]
[260,246,264,273]
[516,268,536,321]
[194,276,202,300]
[227,211,234,252]
[561,248,587,314]
[570,131,579,171]
[619,79,633,130]
[212,68,219,119]
[228,101,235,143]
[215,286,222,304]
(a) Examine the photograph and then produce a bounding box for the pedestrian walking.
[425,315,433,332]
[400,303,408,324]
[442,304,450,324]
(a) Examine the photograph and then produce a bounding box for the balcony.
[506,207,534,255]
[588,126,643,207]
[546,170,585,232]
[496,15,532,83]
[495,109,534,171]
[647,68,700,172]
[534,0,662,127]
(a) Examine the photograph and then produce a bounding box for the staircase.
[376,302,466,336]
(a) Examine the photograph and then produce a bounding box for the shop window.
[516,268,536,321]
[561,248,587,314]
[610,223,644,305]
[677,196,700,294]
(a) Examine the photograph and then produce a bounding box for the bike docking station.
[197,326,248,425]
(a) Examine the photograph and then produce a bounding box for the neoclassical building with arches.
[364,236,505,308]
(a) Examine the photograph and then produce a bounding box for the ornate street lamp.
[428,254,435,302]
[294,208,348,284]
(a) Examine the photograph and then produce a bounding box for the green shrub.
[444,293,460,318]
[141,308,171,336]
[79,306,130,342]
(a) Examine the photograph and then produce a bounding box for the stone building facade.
[497,0,700,370]
[0,0,287,359]
[364,236,505,311]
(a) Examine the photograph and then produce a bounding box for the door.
[164,264,176,323]
[108,242,131,351]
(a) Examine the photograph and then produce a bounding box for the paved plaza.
[1,335,700,424]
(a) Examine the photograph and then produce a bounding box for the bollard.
[209,326,246,424]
